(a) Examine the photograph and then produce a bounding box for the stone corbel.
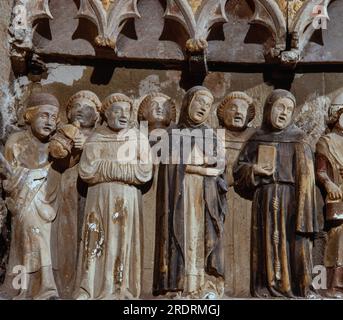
[8,0,53,74]
[76,0,141,52]
[164,0,228,79]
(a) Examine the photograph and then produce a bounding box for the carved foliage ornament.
[77,0,141,50]
[165,0,228,53]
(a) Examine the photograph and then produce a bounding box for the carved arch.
[249,0,287,57]
[164,0,229,53]
[290,0,333,54]
[76,0,141,51]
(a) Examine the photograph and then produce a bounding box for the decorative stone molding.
[76,0,141,50]
[165,0,228,54]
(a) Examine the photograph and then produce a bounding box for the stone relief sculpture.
[316,92,343,298]
[2,0,343,303]
[234,89,318,298]
[217,91,256,297]
[75,93,152,300]
[137,92,176,295]
[153,86,227,299]
[0,93,60,300]
[49,90,101,299]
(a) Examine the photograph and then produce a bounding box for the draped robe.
[316,132,343,292]
[51,130,90,299]
[3,131,60,299]
[153,125,227,298]
[234,125,318,297]
[75,125,152,300]
[223,128,255,297]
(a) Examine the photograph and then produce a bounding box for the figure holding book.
[233,89,318,298]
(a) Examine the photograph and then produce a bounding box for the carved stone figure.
[234,89,318,298]
[217,91,256,297]
[0,93,60,300]
[75,93,152,300]
[316,92,343,298]
[138,92,176,134]
[153,86,227,299]
[137,92,176,296]
[49,91,101,299]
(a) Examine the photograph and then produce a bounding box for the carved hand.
[185,165,221,177]
[326,181,343,201]
[73,132,86,150]
[253,164,274,177]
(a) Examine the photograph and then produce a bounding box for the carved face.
[145,96,171,127]
[270,97,294,130]
[188,93,213,124]
[31,105,59,141]
[68,98,99,128]
[338,113,343,130]
[105,102,131,132]
[223,99,250,130]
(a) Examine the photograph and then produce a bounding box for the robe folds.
[153,124,228,297]
[234,125,318,297]
[50,131,89,299]
[75,125,152,300]
[223,128,255,297]
[51,161,87,298]
[316,132,343,292]
[2,131,60,298]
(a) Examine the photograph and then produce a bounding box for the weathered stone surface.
[0,0,15,141]
[30,0,281,64]
[0,0,14,288]
[2,0,343,300]
[302,1,342,63]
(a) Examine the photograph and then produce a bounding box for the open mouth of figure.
[43,126,52,132]
[119,119,128,126]
[234,115,243,122]
[278,115,287,123]
[196,111,205,118]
